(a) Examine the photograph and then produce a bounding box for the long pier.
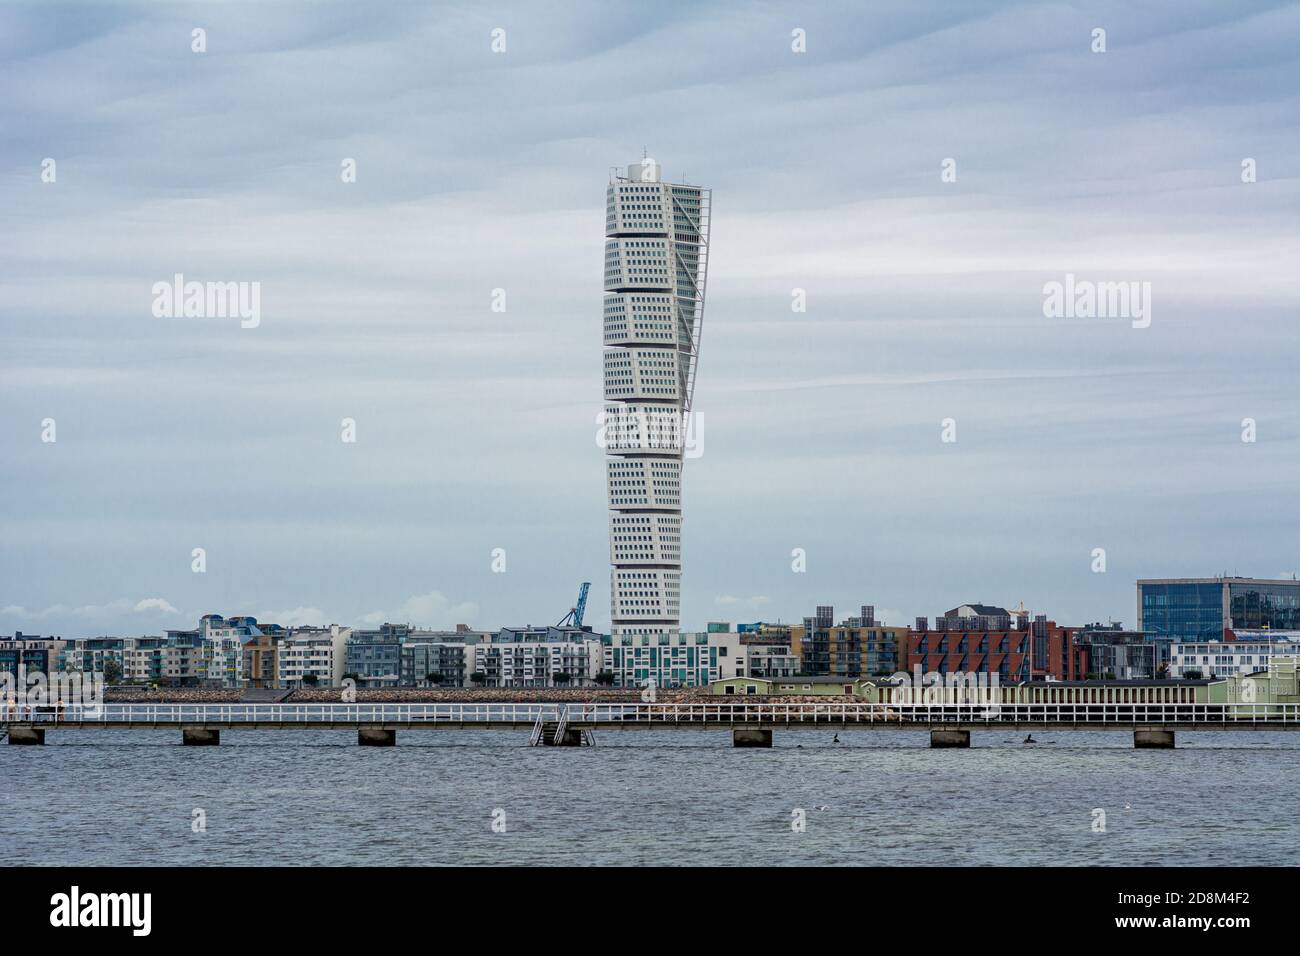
[6,701,1300,748]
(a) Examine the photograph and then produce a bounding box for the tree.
[553,672,571,686]
[425,671,442,686]
[594,671,615,687]
[1182,669,1203,680]
[470,671,487,687]
[102,659,123,685]
[302,673,319,687]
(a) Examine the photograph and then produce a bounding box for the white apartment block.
[471,639,603,688]
[604,158,710,649]
[1170,636,1300,679]
[278,625,350,687]
[199,617,248,688]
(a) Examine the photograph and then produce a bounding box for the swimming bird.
[832,734,840,743]
[1024,734,1036,744]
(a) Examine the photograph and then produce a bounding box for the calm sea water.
[3,729,1296,866]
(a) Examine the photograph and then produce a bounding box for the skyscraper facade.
[602,158,710,650]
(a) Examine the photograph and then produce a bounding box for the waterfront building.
[737,621,806,657]
[471,627,604,688]
[400,642,467,687]
[278,625,350,688]
[742,642,801,679]
[345,624,408,687]
[58,637,126,679]
[122,636,167,684]
[243,634,280,689]
[0,634,65,678]
[800,605,903,678]
[907,613,1086,682]
[159,640,202,686]
[1169,634,1300,679]
[196,614,260,688]
[605,630,742,689]
[1137,576,1300,643]
[710,676,876,697]
[714,660,1300,709]
[941,604,1015,631]
[1074,621,1159,679]
[603,157,710,654]
[347,623,490,687]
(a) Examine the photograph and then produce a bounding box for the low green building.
[710,676,877,697]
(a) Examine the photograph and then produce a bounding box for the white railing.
[3,701,1300,726]
[0,702,562,725]
[559,701,1300,725]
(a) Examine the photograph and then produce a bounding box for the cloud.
[2,1,1298,639]
[1,598,183,621]
[133,597,180,614]
[0,597,186,635]
[391,591,479,629]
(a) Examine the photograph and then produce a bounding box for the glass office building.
[1228,581,1300,631]
[1137,578,1300,642]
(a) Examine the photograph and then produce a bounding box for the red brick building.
[906,617,1086,682]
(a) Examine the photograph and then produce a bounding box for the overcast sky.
[2,0,1298,639]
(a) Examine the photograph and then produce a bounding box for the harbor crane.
[557,582,591,628]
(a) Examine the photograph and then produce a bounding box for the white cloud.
[133,597,180,614]
[2,598,181,622]
[3,2,1298,640]
[392,591,479,628]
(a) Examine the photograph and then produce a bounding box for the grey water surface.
[3,729,1295,866]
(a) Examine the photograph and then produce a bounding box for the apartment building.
[801,605,903,679]
[1170,634,1300,679]
[401,643,467,687]
[604,630,743,689]
[278,625,350,688]
[471,626,603,688]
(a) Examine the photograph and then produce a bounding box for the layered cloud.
[2,1,1297,638]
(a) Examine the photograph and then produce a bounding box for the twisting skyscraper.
[603,158,710,652]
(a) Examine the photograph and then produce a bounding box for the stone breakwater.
[101,688,864,704]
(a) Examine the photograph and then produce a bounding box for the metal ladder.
[551,705,569,745]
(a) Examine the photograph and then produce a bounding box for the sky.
[2,0,1298,639]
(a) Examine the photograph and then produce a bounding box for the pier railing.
[4,701,1300,726]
